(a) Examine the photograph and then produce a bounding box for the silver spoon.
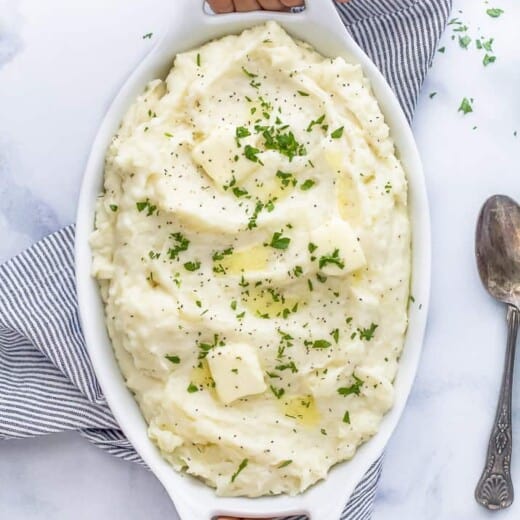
[475,194,520,510]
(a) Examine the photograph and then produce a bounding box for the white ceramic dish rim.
[75,1,431,518]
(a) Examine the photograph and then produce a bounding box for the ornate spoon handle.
[475,305,520,510]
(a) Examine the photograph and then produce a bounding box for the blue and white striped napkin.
[0,1,450,518]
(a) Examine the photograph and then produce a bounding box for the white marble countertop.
[1,0,519,518]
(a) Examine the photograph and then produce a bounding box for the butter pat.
[310,218,366,276]
[207,343,267,404]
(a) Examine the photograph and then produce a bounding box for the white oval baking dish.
[75,1,431,518]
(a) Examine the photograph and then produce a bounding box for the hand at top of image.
[208,0,349,13]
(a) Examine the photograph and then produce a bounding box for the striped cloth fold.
[0,1,450,518]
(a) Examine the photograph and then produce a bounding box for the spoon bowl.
[476,195,520,307]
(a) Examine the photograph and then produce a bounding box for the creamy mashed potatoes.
[91,21,410,497]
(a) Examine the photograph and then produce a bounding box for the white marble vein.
[0,0,519,518]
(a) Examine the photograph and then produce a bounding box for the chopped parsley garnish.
[270,385,285,399]
[438,46,446,53]
[213,247,233,274]
[278,460,293,468]
[196,53,201,66]
[183,260,201,271]
[483,54,496,66]
[258,125,306,161]
[164,132,173,138]
[278,330,294,341]
[142,32,153,39]
[281,303,298,319]
[482,38,494,52]
[318,249,345,270]
[300,179,315,191]
[148,250,160,259]
[306,114,326,132]
[486,8,504,18]
[448,18,468,32]
[458,97,473,115]
[385,181,392,193]
[429,92,437,99]
[297,90,309,96]
[165,355,180,364]
[307,279,314,291]
[231,458,249,483]
[167,232,190,260]
[235,126,251,145]
[265,198,276,212]
[222,176,236,191]
[197,334,224,360]
[232,186,249,198]
[458,35,471,49]
[316,273,327,283]
[230,300,237,311]
[260,96,273,113]
[269,231,291,250]
[136,200,157,216]
[293,265,303,277]
[275,361,298,373]
[310,339,332,349]
[338,375,364,396]
[276,170,297,188]
[358,323,378,341]
[241,66,257,78]
[308,242,318,253]
[321,428,327,436]
[212,247,234,261]
[187,382,198,393]
[109,204,118,212]
[331,126,344,139]
[244,144,261,163]
[247,200,264,230]
[343,411,351,424]
[331,328,340,344]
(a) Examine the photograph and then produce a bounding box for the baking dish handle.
[171,0,345,32]
[173,497,314,520]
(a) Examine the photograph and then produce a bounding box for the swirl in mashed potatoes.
[91,21,410,497]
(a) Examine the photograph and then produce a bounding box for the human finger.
[257,0,285,10]
[233,0,262,11]
[279,0,304,7]
[207,0,235,13]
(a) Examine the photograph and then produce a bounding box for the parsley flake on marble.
[486,8,504,18]
[458,97,473,115]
